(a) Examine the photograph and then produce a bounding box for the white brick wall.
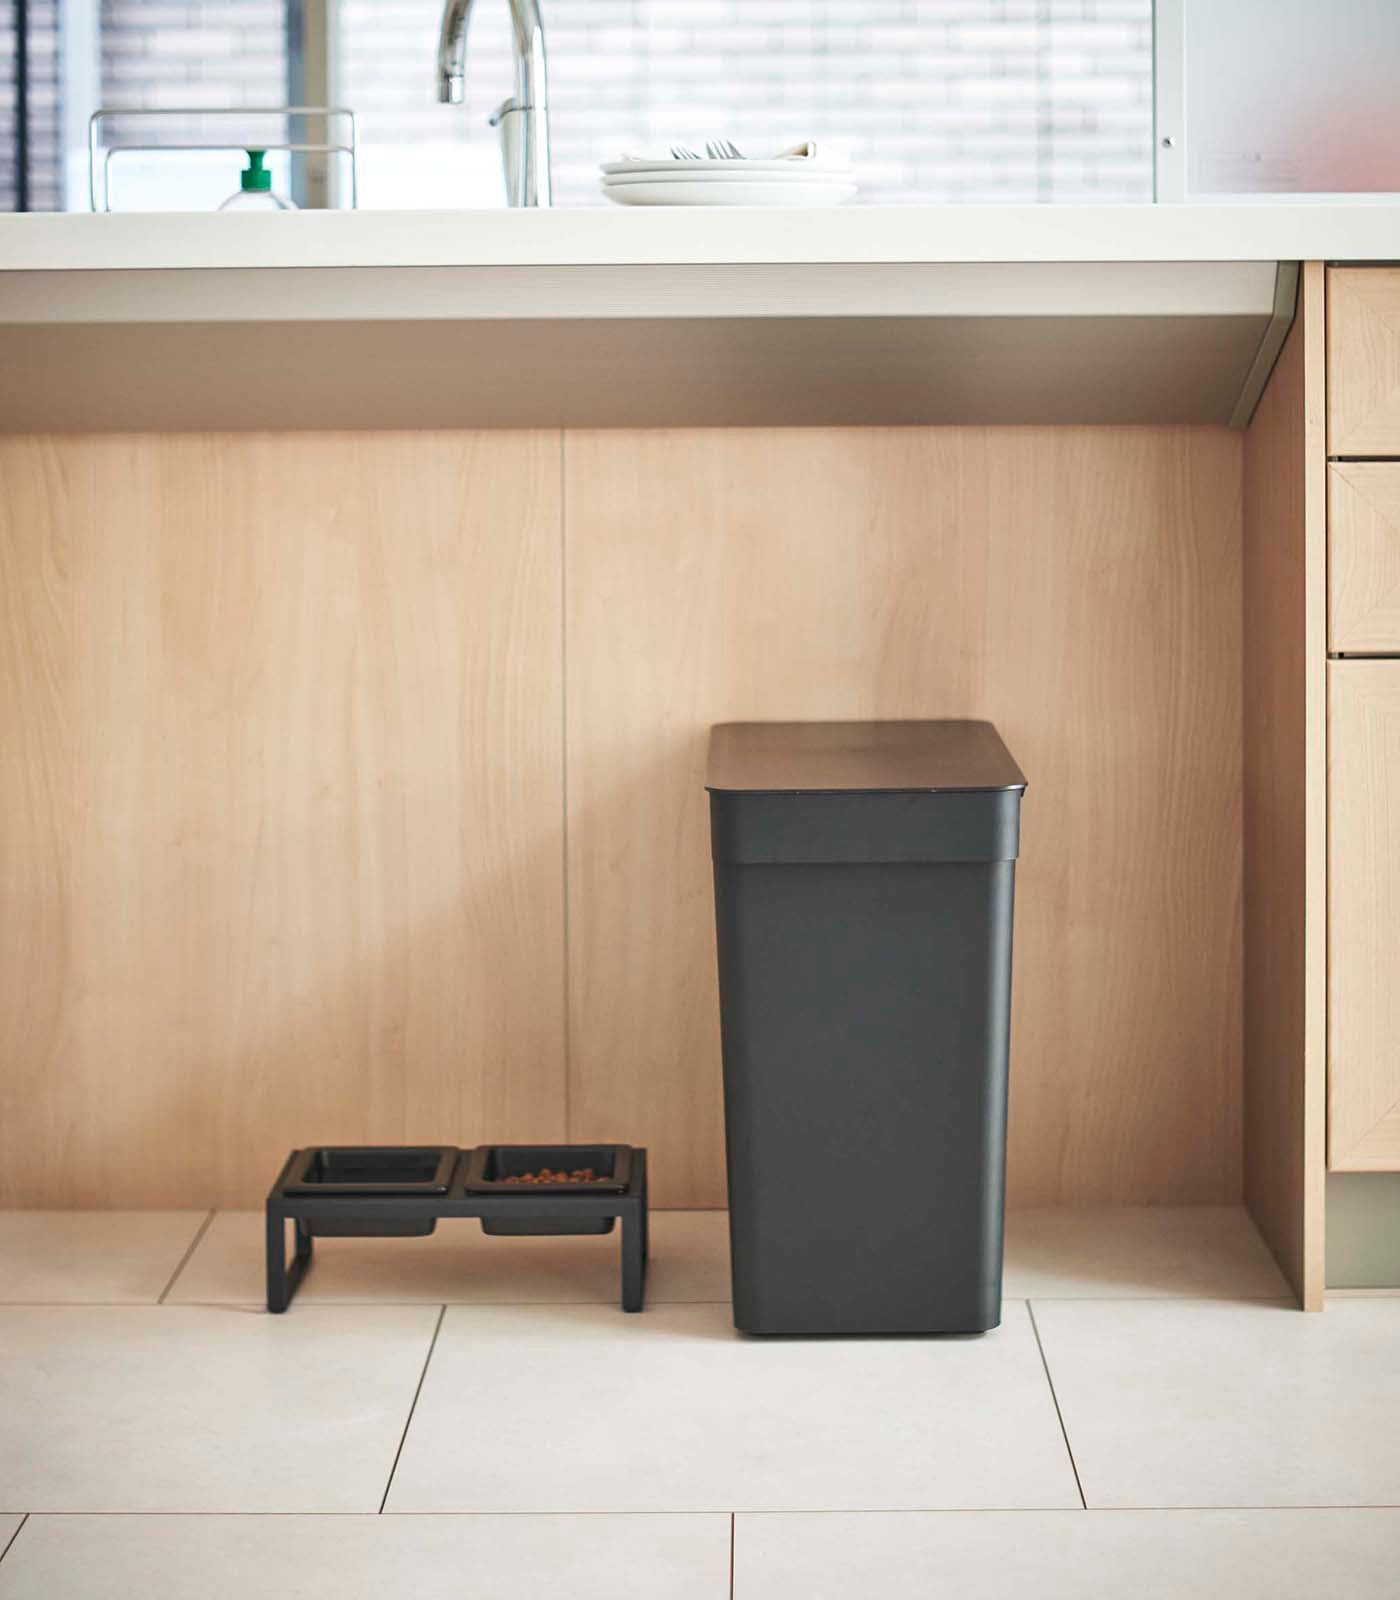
[343,0,1153,205]
[4,0,1153,210]
[100,0,287,109]
[89,0,290,207]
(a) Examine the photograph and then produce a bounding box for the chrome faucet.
[436,0,551,207]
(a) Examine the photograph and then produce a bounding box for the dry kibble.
[502,1165,600,1185]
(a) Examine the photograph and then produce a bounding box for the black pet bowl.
[466,1144,631,1236]
[285,1146,456,1237]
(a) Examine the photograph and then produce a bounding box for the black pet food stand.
[265,1144,648,1313]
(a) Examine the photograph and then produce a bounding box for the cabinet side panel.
[1241,263,1327,1308]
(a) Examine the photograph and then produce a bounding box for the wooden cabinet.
[1329,662,1400,1169]
[1330,463,1400,652]
[1327,272,1400,1176]
[1328,268,1400,456]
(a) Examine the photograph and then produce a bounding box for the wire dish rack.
[88,105,358,211]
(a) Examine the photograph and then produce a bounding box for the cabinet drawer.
[1330,661,1400,1169]
[1329,268,1400,457]
[1330,463,1400,652]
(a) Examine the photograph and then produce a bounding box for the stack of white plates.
[600,156,857,208]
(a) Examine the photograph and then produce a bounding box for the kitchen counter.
[3,202,1400,271]
[1,203,1396,430]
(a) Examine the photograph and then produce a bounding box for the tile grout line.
[75,1296,737,1312]
[559,425,572,1144]
[1006,1294,1297,1306]
[729,1511,736,1600]
[378,1304,447,1514]
[1026,1301,1087,1511]
[9,1505,1400,1519]
[0,1514,27,1566]
[157,1210,216,1305]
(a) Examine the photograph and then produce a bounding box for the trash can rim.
[706,719,1028,796]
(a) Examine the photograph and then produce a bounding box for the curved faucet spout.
[436,0,551,205]
[436,0,471,103]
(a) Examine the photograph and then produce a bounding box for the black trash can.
[707,719,1027,1336]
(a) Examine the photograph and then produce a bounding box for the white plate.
[600,158,852,178]
[602,167,846,186]
[602,178,858,208]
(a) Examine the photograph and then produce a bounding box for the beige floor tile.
[1034,1298,1400,1507]
[733,1509,1400,1599]
[1004,1207,1291,1300]
[168,1209,730,1305]
[0,1305,438,1512]
[0,1213,207,1304]
[0,1514,729,1599]
[386,1300,1080,1513]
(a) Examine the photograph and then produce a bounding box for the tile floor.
[0,1207,1397,1596]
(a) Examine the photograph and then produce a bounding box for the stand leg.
[621,1203,645,1313]
[267,1206,313,1313]
[267,1205,289,1313]
[640,1169,650,1265]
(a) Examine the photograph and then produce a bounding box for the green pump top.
[240,150,272,193]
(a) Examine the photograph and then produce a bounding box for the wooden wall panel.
[1241,265,1327,1308]
[0,432,565,1206]
[565,427,1243,1209]
[2,423,1250,1211]
[0,441,79,1159]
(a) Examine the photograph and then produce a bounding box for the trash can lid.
[706,720,1026,795]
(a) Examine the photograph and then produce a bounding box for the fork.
[669,145,702,160]
[705,139,744,160]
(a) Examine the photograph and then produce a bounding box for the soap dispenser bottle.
[218,149,297,211]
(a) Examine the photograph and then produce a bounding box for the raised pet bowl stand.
[265,1144,648,1313]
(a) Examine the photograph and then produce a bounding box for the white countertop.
[2,203,1392,434]
[2,202,1399,273]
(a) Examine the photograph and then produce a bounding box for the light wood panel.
[565,427,1243,1209]
[1329,661,1400,1170]
[0,441,79,1153]
[0,432,565,1206]
[1241,264,1327,1308]
[1329,463,1400,652]
[1327,267,1400,457]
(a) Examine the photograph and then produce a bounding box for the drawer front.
[1330,661,1400,1169]
[1329,267,1400,457]
[1330,463,1400,652]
